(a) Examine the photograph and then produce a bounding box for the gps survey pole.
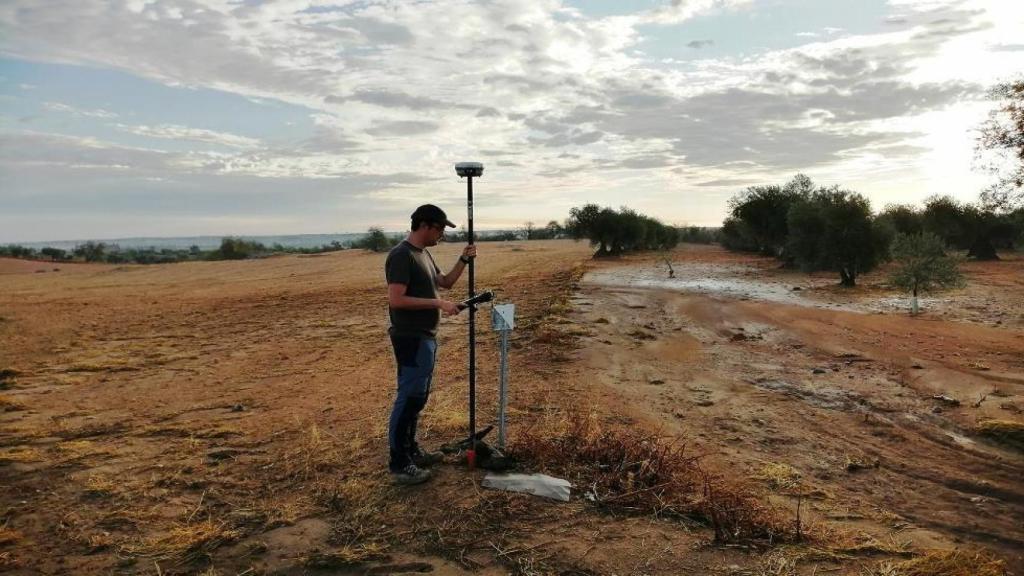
[455,162,483,469]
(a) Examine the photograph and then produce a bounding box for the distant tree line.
[0,236,351,264]
[0,224,591,262]
[565,204,680,257]
[720,174,1024,286]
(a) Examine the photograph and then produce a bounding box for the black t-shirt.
[385,240,441,338]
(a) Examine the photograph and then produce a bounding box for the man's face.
[425,222,445,246]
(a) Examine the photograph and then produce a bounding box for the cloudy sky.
[1,0,1022,243]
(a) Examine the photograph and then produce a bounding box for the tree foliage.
[786,188,891,286]
[724,174,812,257]
[977,79,1024,210]
[566,204,678,257]
[39,247,68,261]
[350,227,395,253]
[921,195,1020,260]
[0,245,38,259]
[889,233,964,313]
[73,241,109,262]
[677,226,720,245]
[213,237,267,260]
[876,204,923,237]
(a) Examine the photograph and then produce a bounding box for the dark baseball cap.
[411,204,456,228]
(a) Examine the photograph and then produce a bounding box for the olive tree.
[786,188,890,287]
[724,174,812,258]
[889,233,964,315]
[977,79,1024,210]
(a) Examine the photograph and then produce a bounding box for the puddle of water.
[586,265,829,308]
[585,263,943,316]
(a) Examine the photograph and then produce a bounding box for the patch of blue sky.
[571,0,895,62]
[0,58,315,150]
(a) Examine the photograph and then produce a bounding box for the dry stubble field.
[1,240,1022,575]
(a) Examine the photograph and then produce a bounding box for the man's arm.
[389,283,460,316]
[437,245,477,289]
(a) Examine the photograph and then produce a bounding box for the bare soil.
[1,241,1022,575]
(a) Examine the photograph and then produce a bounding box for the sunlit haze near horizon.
[1,0,1022,243]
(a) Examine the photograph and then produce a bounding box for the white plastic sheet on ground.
[481,473,571,502]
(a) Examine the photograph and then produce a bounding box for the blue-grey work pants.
[388,335,436,471]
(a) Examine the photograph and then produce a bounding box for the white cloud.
[0,0,1022,240]
[43,101,118,118]
[117,123,262,149]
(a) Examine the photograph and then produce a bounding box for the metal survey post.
[455,162,483,467]
[491,303,515,450]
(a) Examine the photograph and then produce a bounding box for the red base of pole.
[466,449,476,470]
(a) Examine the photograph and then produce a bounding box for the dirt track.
[1,241,1022,574]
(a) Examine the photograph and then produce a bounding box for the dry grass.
[56,512,114,554]
[0,394,24,412]
[0,446,43,464]
[975,419,1024,451]
[521,263,588,356]
[302,544,388,568]
[512,411,798,544]
[756,549,801,575]
[54,439,112,461]
[0,525,21,547]
[138,423,243,439]
[119,519,241,566]
[416,491,535,568]
[50,419,129,440]
[62,360,138,373]
[314,475,395,560]
[278,423,343,483]
[836,533,913,557]
[864,548,1007,576]
[844,455,879,472]
[83,475,119,498]
[753,462,802,491]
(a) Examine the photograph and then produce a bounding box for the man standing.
[385,204,476,485]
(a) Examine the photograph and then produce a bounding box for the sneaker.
[391,464,431,485]
[411,447,444,467]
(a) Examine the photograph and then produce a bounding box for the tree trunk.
[911,286,919,315]
[839,268,856,287]
[967,236,1000,260]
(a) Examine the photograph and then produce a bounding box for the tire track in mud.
[575,265,1024,566]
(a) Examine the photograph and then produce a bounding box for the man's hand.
[438,299,461,316]
[461,245,477,261]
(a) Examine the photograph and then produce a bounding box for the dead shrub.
[512,412,797,544]
[698,467,795,544]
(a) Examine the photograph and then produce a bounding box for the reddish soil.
[1,241,1021,575]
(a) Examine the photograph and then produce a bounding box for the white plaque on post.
[491,303,515,331]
